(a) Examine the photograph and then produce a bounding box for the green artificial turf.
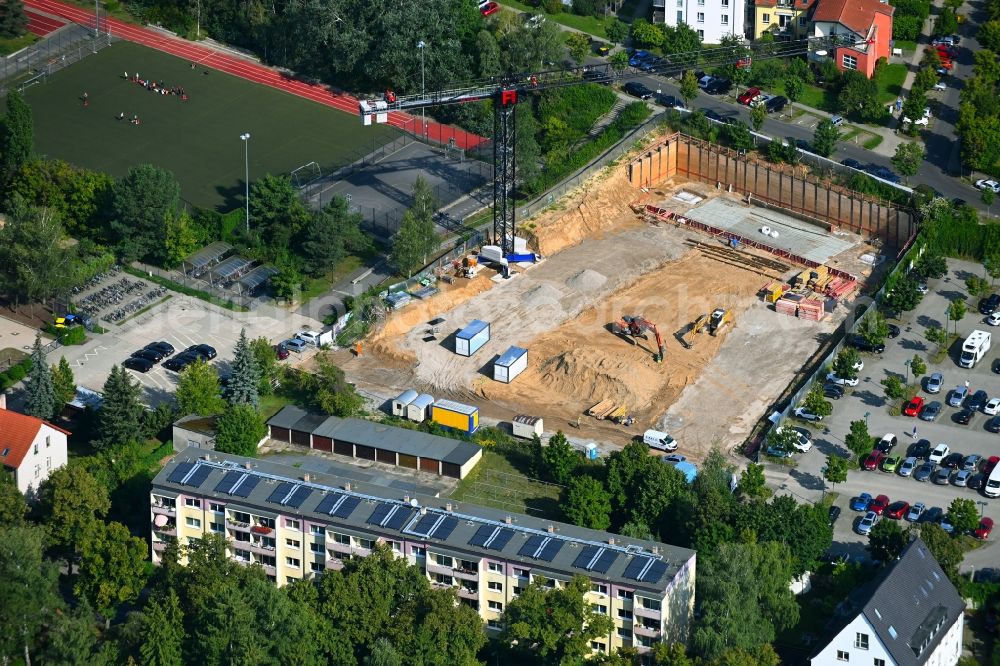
[24,41,399,209]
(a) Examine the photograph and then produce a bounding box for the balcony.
[250,542,276,555]
[325,558,345,571]
[153,525,176,537]
[250,524,273,535]
[634,605,662,621]
[453,566,479,581]
[327,541,352,556]
[234,556,251,566]
[458,586,479,600]
[227,519,250,532]
[152,540,168,551]
[633,623,661,639]
[426,561,455,577]
[151,504,176,516]
[262,564,277,577]
[432,581,456,591]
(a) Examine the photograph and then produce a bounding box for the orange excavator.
[611,315,665,363]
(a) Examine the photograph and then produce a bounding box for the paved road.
[763,257,999,572]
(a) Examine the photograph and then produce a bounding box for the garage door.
[356,445,376,461]
[270,426,290,442]
[290,429,311,446]
[441,462,461,479]
[398,454,418,469]
[419,458,439,474]
[333,440,353,456]
[376,449,395,465]
[313,435,332,452]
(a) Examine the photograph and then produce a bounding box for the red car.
[480,1,499,15]
[885,501,910,520]
[275,344,290,360]
[974,517,994,540]
[737,87,762,105]
[870,494,890,515]
[938,59,954,70]
[903,396,924,416]
[864,450,886,470]
[983,456,1000,475]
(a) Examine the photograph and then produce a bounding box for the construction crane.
[612,315,666,363]
[358,36,858,257]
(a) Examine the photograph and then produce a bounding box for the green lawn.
[498,1,614,38]
[893,39,918,53]
[451,449,563,520]
[23,41,399,209]
[874,63,907,105]
[300,253,369,305]
[0,32,38,56]
[776,80,838,113]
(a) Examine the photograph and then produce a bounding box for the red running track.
[24,0,487,150]
[26,8,67,37]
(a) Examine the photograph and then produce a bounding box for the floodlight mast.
[359,36,850,257]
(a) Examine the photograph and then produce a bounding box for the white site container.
[493,345,528,383]
[456,320,491,357]
[512,414,543,439]
[392,389,418,417]
[406,394,434,422]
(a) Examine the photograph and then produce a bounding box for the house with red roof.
[0,396,69,495]
[811,0,894,78]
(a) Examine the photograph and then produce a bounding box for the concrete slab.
[683,197,855,264]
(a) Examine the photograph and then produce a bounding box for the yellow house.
[753,0,815,40]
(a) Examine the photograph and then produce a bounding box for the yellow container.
[431,400,480,434]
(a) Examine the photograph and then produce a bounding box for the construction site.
[338,132,914,460]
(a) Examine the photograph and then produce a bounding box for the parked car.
[847,335,885,354]
[702,108,723,122]
[163,352,200,372]
[737,86,762,105]
[793,406,824,422]
[939,514,955,534]
[924,506,944,524]
[963,455,983,472]
[942,452,964,469]
[933,467,953,485]
[623,82,654,100]
[987,415,1000,433]
[903,396,924,416]
[954,409,974,425]
[765,95,787,113]
[828,505,842,526]
[908,440,931,459]
[914,462,936,482]
[857,511,879,536]
[479,1,499,15]
[885,501,909,520]
[146,341,175,356]
[882,456,901,473]
[929,443,951,464]
[870,494,890,515]
[282,338,308,353]
[704,78,732,94]
[977,179,1000,193]
[697,74,716,88]
[920,401,942,421]
[122,356,154,373]
[131,348,163,363]
[898,456,918,477]
[864,450,887,471]
[979,294,1000,315]
[969,390,990,411]
[850,492,873,511]
[275,345,290,360]
[983,456,1000,475]
[826,372,859,387]
[969,473,987,490]
[907,502,926,522]
[988,313,1000,327]
[830,115,845,125]
[953,470,972,487]
[926,372,943,393]
[887,323,901,338]
[823,383,845,398]
[948,386,968,407]
[186,344,217,360]
[841,158,864,169]
[974,517,995,540]
[876,433,898,454]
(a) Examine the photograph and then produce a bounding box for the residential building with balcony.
[151,450,697,656]
[753,0,815,39]
[810,0,893,78]
[0,398,69,496]
[653,0,746,44]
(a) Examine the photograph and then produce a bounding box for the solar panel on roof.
[488,528,514,551]
[331,495,361,519]
[469,524,494,548]
[167,462,195,484]
[537,538,562,562]
[623,556,650,581]
[641,559,668,583]
[214,470,242,494]
[412,513,439,536]
[285,486,313,509]
[573,545,600,570]
[432,516,458,540]
[183,464,212,489]
[519,534,545,559]
[383,507,412,531]
[267,482,295,504]
[470,525,515,551]
[231,474,260,498]
[315,494,339,515]
[367,503,394,527]
[593,549,619,574]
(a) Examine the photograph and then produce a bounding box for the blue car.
[628,50,651,67]
[850,492,873,512]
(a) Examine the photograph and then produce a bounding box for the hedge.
[0,358,32,390]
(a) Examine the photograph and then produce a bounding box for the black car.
[979,294,1000,315]
[623,82,654,100]
[146,341,175,356]
[919,401,942,421]
[186,344,217,360]
[828,505,842,526]
[122,356,154,373]
[164,352,200,372]
[968,390,989,411]
[924,506,943,523]
[823,387,843,400]
[942,452,965,469]
[968,473,986,490]
[954,409,974,425]
[656,93,680,108]
[765,95,787,113]
[131,348,163,363]
[840,158,864,169]
[908,439,931,459]
[582,69,612,85]
[704,79,731,94]
[867,165,900,183]
[848,334,885,354]
[702,108,723,122]
[887,324,900,339]
[823,383,845,397]
[987,415,1000,433]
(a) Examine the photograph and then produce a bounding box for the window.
[257,517,275,529]
[310,562,323,572]
[436,555,454,568]
[697,29,704,38]
[843,54,857,70]
[357,538,375,550]
[617,628,631,639]
[591,583,607,595]
[210,502,224,513]
[514,568,529,578]
[285,518,300,529]
[591,642,606,653]
[641,598,661,611]
[676,0,682,6]
[721,0,728,5]
[762,13,770,22]
[310,525,324,536]
[185,498,201,508]
[1,448,8,457]
[855,633,869,650]
[874,660,885,666]
[46,436,51,448]
[234,548,250,561]
[34,465,39,478]
[696,12,704,22]
[837,652,850,662]
[434,573,453,586]
[617,590,634,601]
[488,562,503,573]
[488,600,504,612]
[545,579,557,589]
[721,14,728,24]
[46,457,51,470]
[286,557,300,567]
[186,517,201,528]
[487,619,502,630]
[412,546,426,557]
[592,603,608,614]
[234,532,250,543]
[389,541,402,554]
[34,443,38,455]
[210,522,224,533]
[310,542,323,554]
[286,538,300,548]
[259,555,276,567]
[488,581,503,592]
[799,16,806,25]
[677,10,684,21]
[333,532,350,545]
[618,609,633,620]
[286,576,297,584]
[513,586,524,596]
[459,559,476,571]
[230,510,250,523]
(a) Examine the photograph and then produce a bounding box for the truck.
[959,330,991,368]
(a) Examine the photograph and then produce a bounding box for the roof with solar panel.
[153,450,695,590]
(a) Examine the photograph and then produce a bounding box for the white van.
[959,330,991,368]
[643,429,677,452]
[985,464,1000,498]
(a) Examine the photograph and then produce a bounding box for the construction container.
[455,320,491,357]
[762,282,784,304]
[479,245,504,264]
[506,253,536,263]
[512,414,543,439]
[493,346,528,383]
[431,399,480,434]
[392,389,419,417]
[406,394,434,423]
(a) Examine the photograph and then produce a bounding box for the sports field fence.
[0,25,114,95]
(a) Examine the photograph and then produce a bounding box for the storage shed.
[493,346,528,383]
[406,394,434,423]
[392,389,419,417]
[455,320,490,357]
[431,399,480,434]
[512,414,543,439]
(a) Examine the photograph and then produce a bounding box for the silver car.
[906,502,926,522]
[857,511,879,536]
[898,456,918,477]
[953,470,972,487]
[926,372,943,394]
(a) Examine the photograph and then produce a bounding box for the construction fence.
[0,25,113,95]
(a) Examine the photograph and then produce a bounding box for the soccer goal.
[290,161,322,189]
[18,71,47,94]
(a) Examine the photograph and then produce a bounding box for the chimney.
[652,546,660,555]
[504,515,513,525]
[243,462,252,470]
[547,525,555,534]
[202,454,211,461]
[344,482,352,492]
[302,473,311,483]
[420,507,428,515]
[0,392,7,410]
[445,502,453,512]
[608,537,616,546]
[403,495,410,503]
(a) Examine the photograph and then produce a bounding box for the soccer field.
[24,41,399,209]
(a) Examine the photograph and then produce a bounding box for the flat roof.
[432,399,478,416]
[154,449,695,591]
[184,242,231,270]
[683,197,855,264]
[496,346,527,367]
[457,319,490,339]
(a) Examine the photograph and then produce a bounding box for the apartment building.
[752,0,815,39]
[653,0,746,44]
[151,450,697,656]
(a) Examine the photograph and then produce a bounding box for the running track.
[24,0,487,150]
[26,8,67,37]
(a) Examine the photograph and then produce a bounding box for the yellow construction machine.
[709,308,732,336]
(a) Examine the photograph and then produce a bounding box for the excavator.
[612,315,665,363]
[680,308,732,348]
[709,308,732,336]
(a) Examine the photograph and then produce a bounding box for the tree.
[95,365,144,449]
[313,352,364,417]
[909,354,927,378]
[680,69,700,107]
[109,164,180,263]
[248,173,309,253]
[925,324,948,350]
[389,177,439,276]
[500,575,614,665]
[983,188,996,215]
[918,523,964,581]
[630,19,664,48]
[0,0,28,38]
[23,335,56,421]
[900,91,927,134]
[868,519,908,563]
[915,249,947,279]
[75,520,148,625]
[563,476,611,529]
[541,431,578,485]
[476,29,502,78]
[605,19,628,44]
[844,419,873,459]
[738,463,768,498]
[913,66,939,94]
[225,328,261,408]
[214,404,266,457]
[980,19,1000,52]
[837,70,884,122]
[0,525,61,666]
[933,8,958,37]
[299,195,369,277]
[36,598,101,665]
[175,358,225,416]
[692,541,798,660]
[832,347,861,380]
[985,251,1000,285]
[163,209,200,268]
[750,102,767,134]
[51,356,76,410]
[367,638,403,666]
[783,136,801,165]
[823,455,848,491]
[249,336,278,396]
[0,90,32,180]
[0,477,28,526]
[565,32,590,64]
[803,386,833,417]
[858,311,890,347]
[965,274,991,299]
[946,298,967,334]
[766,426,800,455]
[812,118,840,157]
[886,275,922,313]
[0,201,77,308]
[946,497,980,533]
[892,141,925,181]
[137,590,184,666]
[784,76,803,106]
[881,375,906,400]
[723,120,753,151]
[37,463,110,573]
[609,50,629,74]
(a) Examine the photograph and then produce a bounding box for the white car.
[929,443,951,464]
[295,330,323,345]
[988,312,1000,327]
[904,115,929,126]
[826,372,860,387]
[977,179,1000,193]
[933,81,947,91]
[853,359,864,371]
[793,406,824,422]
[986,398,1000,415]
[777,426,813,452]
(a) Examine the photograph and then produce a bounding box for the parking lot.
[765,258,998,568]
[57,295,322,405]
